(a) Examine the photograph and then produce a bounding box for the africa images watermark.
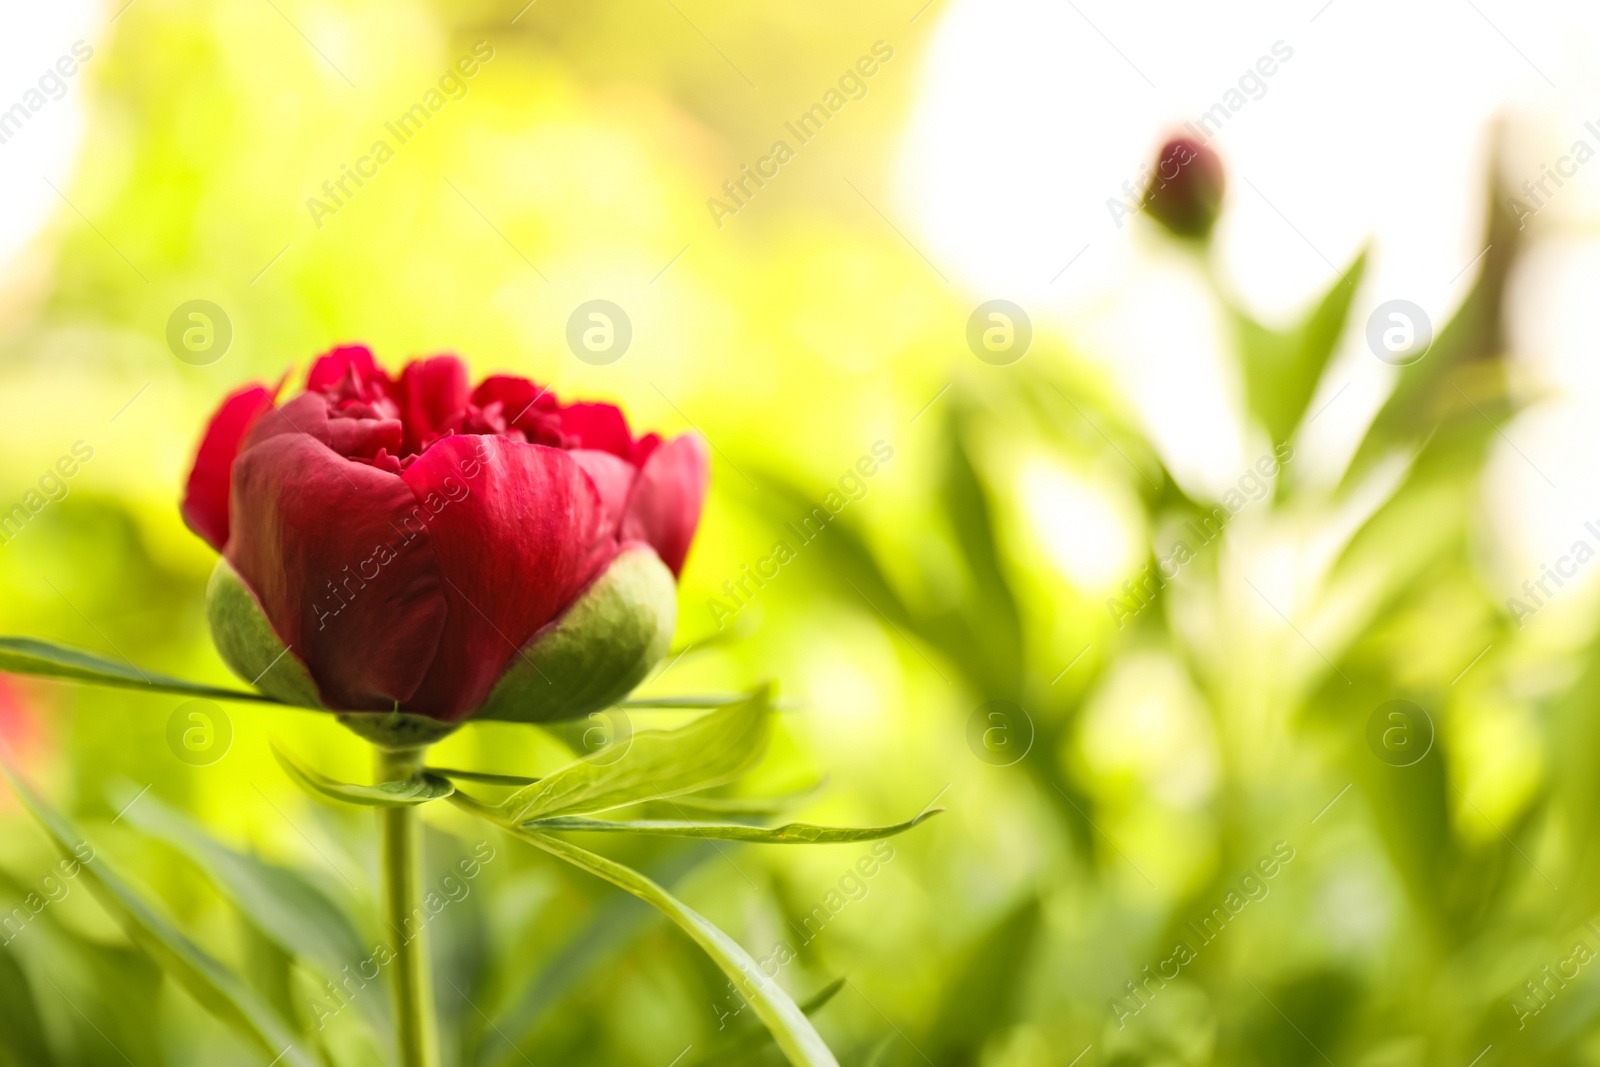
[312,438,489,630]
[0,41,94,148]
[1,840,96,947]
[0,440,96,548]
[711,840,898,1030]
[705,440,895,630]
[1509,918,1600,1031]
[1109,840,1296,1029]
[1106,39,1294,228]
[308,841,496,1029]
[1502,515,1600,629]
[306,41,497,229]
[706,40,896,229]
[1106,443,1293,628]
[1505,118,1600,230]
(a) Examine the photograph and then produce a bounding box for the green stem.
[377,745,439,1067]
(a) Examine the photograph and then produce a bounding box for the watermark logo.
[166,300,232,366]
[166,699,232,766]
[966,700,1034,767]
[1365,699,1433,767]
[966,300,1031,366]
[579,708,634,767]
[567,300,632,365]
[1365,299,1432,367]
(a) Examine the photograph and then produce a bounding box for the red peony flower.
[181,345,707,739]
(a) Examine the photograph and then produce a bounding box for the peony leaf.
[495,686,773,823]
[684,978,846,1067]
[0,758,317,1067]
[466,814,839,1067]
[113,784,391,1044]
[620,694,753,708]
[272,743,454,807]
[522,809,942,843]
[425,766,542,786]
[0,635,281,704]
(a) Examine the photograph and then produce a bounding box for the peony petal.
[226,433,447,711]
[181,383,278,551]
[569,448,636,542]
[620,434,709,576]
[558,402,634,459]
[241,392,335,451]
[393,356,470,456]
[399,435,611,720]
[306,344,387,394]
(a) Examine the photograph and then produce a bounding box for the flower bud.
[1143,136,1225,240]
[185,346,708,741]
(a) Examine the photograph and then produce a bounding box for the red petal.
[399,436,611,720]
[620,434,709,576]
[307,345,388,394]
[570,448,636,546]
[558,402,634,459]
[393,356,470,456]
[225,434,447,711]
[181,384,278,551]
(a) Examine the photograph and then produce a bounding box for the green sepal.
[206,558,323,710]
[475,545,677,724]
[336,709,460,747]
[272,743,455,807]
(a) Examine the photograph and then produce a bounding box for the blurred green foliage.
[0,1,1591,1065]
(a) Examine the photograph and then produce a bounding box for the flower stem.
[376,745,439,1067]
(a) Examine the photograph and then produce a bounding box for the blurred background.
[5,0,1600,1063]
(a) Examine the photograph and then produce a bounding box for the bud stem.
[376,744,439,1067]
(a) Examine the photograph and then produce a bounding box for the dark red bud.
[1143,136,1225,240]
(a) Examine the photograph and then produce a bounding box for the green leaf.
[113,785,391,1041]
[481,819,840,1067]
[1235,249,1367,446]
[0,944,55,1067]
[620,694,754,708]
[0,635,278,704]
[0,758,316,1067]
[272,743,455,807]
[524,809,942,844]
[427,767,542,787]
[496,686,773,823]
[684,978,846,1067]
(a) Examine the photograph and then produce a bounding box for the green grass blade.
[115,786,392,1043]
[495,820,840,1067]
[684,978,846,1067]
[0,758,316,1067]
[0,635,283,704]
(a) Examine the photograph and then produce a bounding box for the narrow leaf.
[488,819,839,1067]
[0,758,316,1067]
[685,978,846,1067]
[620,694,752,708]
[427,767,541,786]
[524,809,942,844]
[0,635,278,704]
[115,786,391,1041]
[499,686,773,823]
[273,743,454,807]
